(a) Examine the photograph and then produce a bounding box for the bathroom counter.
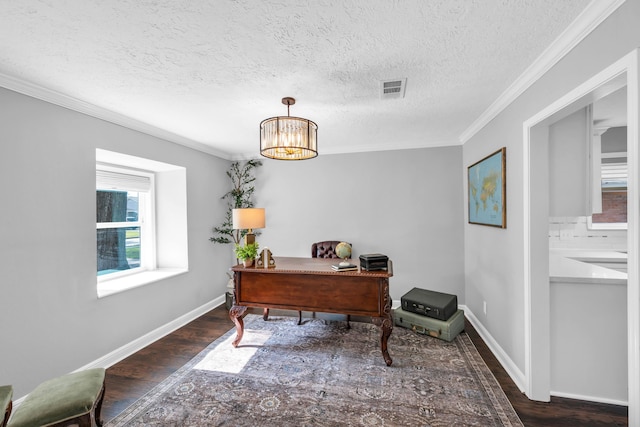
[550,249,627,263]
[549,249,627,284]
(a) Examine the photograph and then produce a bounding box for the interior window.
[589,87,627,230]
[96,167,153,279]
[591,160,627,225]
[95,149,188,298]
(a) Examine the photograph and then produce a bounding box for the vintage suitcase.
[393,307,465,342]
[401,287,458,321]
[359,253,389,271]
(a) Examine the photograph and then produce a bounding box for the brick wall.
[592,191,627,223]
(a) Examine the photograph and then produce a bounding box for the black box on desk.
[401,287,458,321]
[359,253,389,271]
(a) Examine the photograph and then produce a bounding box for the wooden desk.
[230,257,394,366]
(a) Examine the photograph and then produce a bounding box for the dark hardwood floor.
[102,304,628,426]
[463,319,628,426]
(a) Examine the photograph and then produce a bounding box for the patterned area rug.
[106,314,523,426]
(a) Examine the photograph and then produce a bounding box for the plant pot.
[242,258,254,268]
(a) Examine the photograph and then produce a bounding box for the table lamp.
[232,208,265,245]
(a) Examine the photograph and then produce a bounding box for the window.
[96,167,154,278]
[96,149,188,298]
[590,160,627,228]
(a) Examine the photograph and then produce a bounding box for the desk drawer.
[236,272,385,316]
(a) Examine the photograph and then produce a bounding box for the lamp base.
[244,231,255,246]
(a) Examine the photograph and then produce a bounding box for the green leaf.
[210,160,262,246]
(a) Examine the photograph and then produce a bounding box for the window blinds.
[96,169,151,192]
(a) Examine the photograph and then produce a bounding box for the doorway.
[523,49,639,424]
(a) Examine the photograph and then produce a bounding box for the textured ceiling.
[0,0,594,159]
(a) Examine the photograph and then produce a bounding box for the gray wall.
[255,147,465,302]
[464,0,640,380]
[602,126,627,154]
[549,107,589,217]
[0,86,232,397]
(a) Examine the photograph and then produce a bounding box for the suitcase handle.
[411,324,441,338]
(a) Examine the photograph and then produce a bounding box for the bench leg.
[94,383,105,427]
[2,401,11,427]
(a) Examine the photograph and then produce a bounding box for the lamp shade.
[260,116,318,160]
[232,208,265,230]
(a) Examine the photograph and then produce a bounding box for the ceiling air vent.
[380,78,407,99]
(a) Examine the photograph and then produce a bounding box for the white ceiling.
[0,1,604,159]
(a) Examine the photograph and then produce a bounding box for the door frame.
[522,48,639,424]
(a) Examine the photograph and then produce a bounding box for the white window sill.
[97,268,188,298]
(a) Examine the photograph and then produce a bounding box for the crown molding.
[230,138,462,161]
[459,0,627,143]
[0,71,232,160]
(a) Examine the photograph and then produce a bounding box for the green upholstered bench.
[7,368,105,427]
[0,385,12,427]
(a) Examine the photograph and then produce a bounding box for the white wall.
[255,147,465,302]
[464,0,640,391]
[549,216,627,251]
[0,86,232,397]
[550,279,627,403]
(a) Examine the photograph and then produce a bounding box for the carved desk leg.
[229,305,247,347]
[373,315,393,366]
[372,277,393,366]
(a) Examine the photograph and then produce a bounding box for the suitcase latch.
[411,324,441,337]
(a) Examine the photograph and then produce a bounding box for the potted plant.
[210,160,262,248]
[234,242,259,267]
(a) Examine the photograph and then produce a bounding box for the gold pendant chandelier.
[260,97,318,160]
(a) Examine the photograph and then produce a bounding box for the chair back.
[311,241,351,259]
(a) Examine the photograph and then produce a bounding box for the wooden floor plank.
[102,305,628,426]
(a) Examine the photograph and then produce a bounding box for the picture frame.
[468,147,506,228]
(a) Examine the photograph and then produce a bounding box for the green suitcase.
[393,307,465,342]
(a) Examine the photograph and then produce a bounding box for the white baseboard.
[43,298,629,410]
[392,301,526,393]
[460,305,527,394]
[551,390,628,407]
[9,296,226,408]
[77,295,225,371]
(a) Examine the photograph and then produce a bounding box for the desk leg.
[229,305,247,347]
[372,315,393,366]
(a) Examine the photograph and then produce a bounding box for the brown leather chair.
[311,241,350,259]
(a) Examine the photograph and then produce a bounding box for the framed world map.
[468,147,506,228]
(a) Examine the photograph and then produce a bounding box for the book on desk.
[331,263,358,272]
